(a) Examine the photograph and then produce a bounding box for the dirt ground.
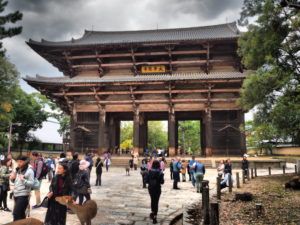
[218,174,300,225]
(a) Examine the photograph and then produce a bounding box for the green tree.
[10,88,48,151]
[147,121,167,150]
[0,0,22,55]
[238,0,300,145]
[120,121,133,144]
[178,121,201,154]
[0,57,19,129]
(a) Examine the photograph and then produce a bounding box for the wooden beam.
[130,47,138,76]
[68,49,208,59]
[63,51,75,77]
[71,59,229,69]
[95,49,104,77]
[52,88,241,96]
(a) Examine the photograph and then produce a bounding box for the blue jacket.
[172,161,182,172]
[189,160,196,172]
[195,162,205,174]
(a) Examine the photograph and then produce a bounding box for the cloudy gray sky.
[2,0,248,143]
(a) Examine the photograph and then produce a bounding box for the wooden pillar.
[115,120,120,150]
[168,108,176,156]
[238,110,246,155]
[175,119,179,153]
[139,113,146,155]
[108,116,116,153]
[69,109,77,152]
[133,109,140,154]
[98,107,106,155]
[204,109,212,156]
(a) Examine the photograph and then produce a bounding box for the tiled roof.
[27,22,239,47]
[24,72,247,85]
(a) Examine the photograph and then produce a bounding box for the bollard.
[242,170,246,184]
[236,172,240,188]
[283,165,286,174]
[201,180,209,194]
[202,186,210,224]
[216,177,221,200]
[251,168,254,179]
[255,167,258,177]
[295,165,298,174]
[210,202,219,225]
[228,174,232,193]
[255,203,263,217]
[268,167,271,175]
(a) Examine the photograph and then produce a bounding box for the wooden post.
[216,177,221,200]
[242,170,246,184]
[202,186,210,224]
[210,202,219,225]
[295,165,298,174]
[255,167,257,177]
[98,107,106,155]
[236,172,240,188]
[133,109,140,154]
[255,203,263,217]
[268,167,271,175]
[228,174,232,193]
[204,109,212,156]
[168,108,176,156]
[283,165,286,174]
[251,168,254,179]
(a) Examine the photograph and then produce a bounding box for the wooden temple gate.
[25,22,247,156]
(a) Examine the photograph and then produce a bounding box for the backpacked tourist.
[44,163,73,225]
[45,156,55,182]
[31,152,45,209]
[140,159,148,188]
[217,160,225,178]
[181,160,187,182]
[74,159,91,205]
[188,156,197,187]
[0,159,11,212]
[95,157,103,186]
[193,160,206,193]
[104,152,111,172]
[145,160,164,224]
[172,157,182,190]
[10,155,34,221]
[85,152,94,174]
[169,159,174,180]
[241,154,249,179]
[70,152,80,181]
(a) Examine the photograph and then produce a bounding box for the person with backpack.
[144,160,164,224]
[172,157,182,190]
[85,152,94,175]
[169,159,174,180]
[95,157,103,186]
[31,152,46,209]
[193,160,206,193]
[10,155,34,221]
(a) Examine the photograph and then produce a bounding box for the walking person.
[31,152,44,209]
[145,160,164,224]
[188,156,197,187]
[225,159,232,175]
[169,159,174,180]
[193,160,206,193]
[187,160,191,181]
[172,157,182,190]
[44,163,73,225]
[140,159,148,188]
[217,160,225,178]
[74,160,91,205]
[241,155,249,179]
[10,156,34,221]
[95,157,103,186]
[181,160,187,182]
[0,159,11,211]
[104,153,111,172]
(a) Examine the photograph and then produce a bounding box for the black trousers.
[149,188,161,216]
[0,186,8,208]
[13,196,29,221]
[173,171,180,188]
[170,170,173,180]
[78,193,90,205]
[96,172,102,186]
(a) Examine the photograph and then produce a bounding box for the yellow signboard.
[141,65,166,73]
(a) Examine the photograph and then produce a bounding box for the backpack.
[38,158,49,179]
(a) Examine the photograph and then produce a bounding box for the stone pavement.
[0,164,296,225]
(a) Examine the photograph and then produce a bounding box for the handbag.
[32,178,40,190]
[40,196,49,208]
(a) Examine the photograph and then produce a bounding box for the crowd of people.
[0,150,249,225]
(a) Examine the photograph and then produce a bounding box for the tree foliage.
[0,0,22,55]
[178,120,201,154]
[147,121,167,150]
[238,0,300,145]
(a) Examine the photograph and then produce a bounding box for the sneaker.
[173,187,180,190]
[32,205,41,209]
[0,207,4,210]
[149,213,154,219]
[153,216,157,224]
[3,208,11,212]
